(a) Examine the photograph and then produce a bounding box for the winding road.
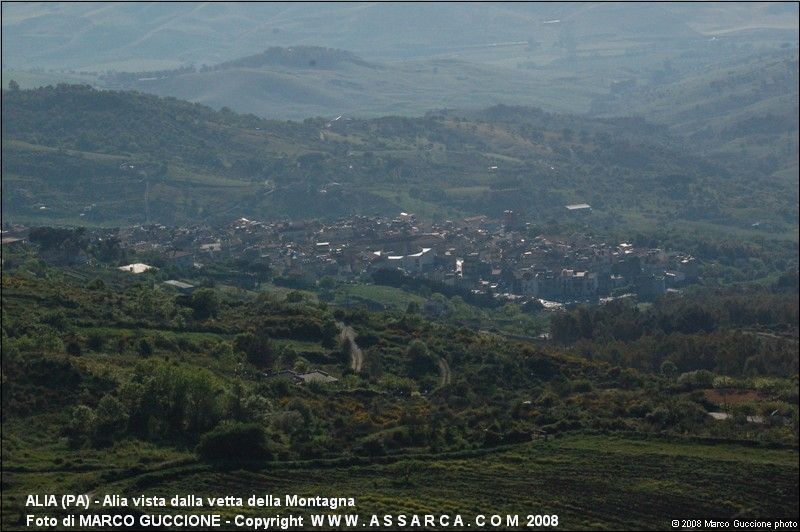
[338,323,363,372]
[437,357,452,387]
[337,322,451,384]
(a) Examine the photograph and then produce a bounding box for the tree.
[405,301,420,314]
[8,79,20,91]
[137,338,153,357]
[406,339,436,378]
[67,406,96,448]
[576,306,593,339]
[235,332,274,367]
[318,276,336,290]
[197,422,271,464]
[28,227,88,257]
[190,288,219,320]
[660,360,678,380]
[91,236,124,263]
[66,339,83,356]
[92,395,128,446]
[120,361,223,442]
[550,312,580,344]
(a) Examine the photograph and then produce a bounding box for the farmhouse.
[1,236,26,248]
[297,370,338,384]
[565,203,592,213]
[265,369,338,385]
[162,280,196,293]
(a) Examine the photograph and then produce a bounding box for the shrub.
[359,437,386,457]
[190,288,219,320]
[87,333,105,352]
[154,334,178,352]
[571,379,593,393]
[66,339,83,356]
[66,405,96,448]
[197,422,272,463]
[86,278,106,290]
[677,369,715,390]
[137,338,153,357]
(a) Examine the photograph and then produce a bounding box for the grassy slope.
[593,50,799,179]
[105,58,605,120]
[2,69,98,89]
[3,433,796,530]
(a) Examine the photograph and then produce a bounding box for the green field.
[3,434,797,530]
[330,284,427,312]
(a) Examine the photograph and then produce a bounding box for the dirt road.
[437,357,451,387]
[338,322,363,372]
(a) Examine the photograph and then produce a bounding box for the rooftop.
[163,280,195,290]
[118,263,154,274]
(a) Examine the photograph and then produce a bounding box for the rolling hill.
[2,6,798,530]
[592,49,799,178]
[93,46,606,119]
[3,85,797,240]
[3,3,797,125]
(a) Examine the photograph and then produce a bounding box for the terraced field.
[5,435,796,530]
[148,438,798,529]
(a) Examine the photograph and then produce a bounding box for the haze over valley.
[1,4,798,531]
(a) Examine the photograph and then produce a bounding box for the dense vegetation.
[2,237,798,529]
[4,433,796,530]
[3,85,797,246]
[2,15,798,529]
[2,5,798,530]
[550,287,799,376]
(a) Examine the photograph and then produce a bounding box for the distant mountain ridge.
[212,46,373,70]
[94,46,597,120]
[3,2,796,70]
[4,4,796,129]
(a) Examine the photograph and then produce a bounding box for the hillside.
[94,46,604,119]
[592,49,800,178]
[4,85,797,239]
[1,232,798,530]
[3,4,797,126]
[2,5,798,530]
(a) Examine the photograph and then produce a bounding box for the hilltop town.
[4,210,699,307]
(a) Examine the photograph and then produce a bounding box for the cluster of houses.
[106,210,698,303]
